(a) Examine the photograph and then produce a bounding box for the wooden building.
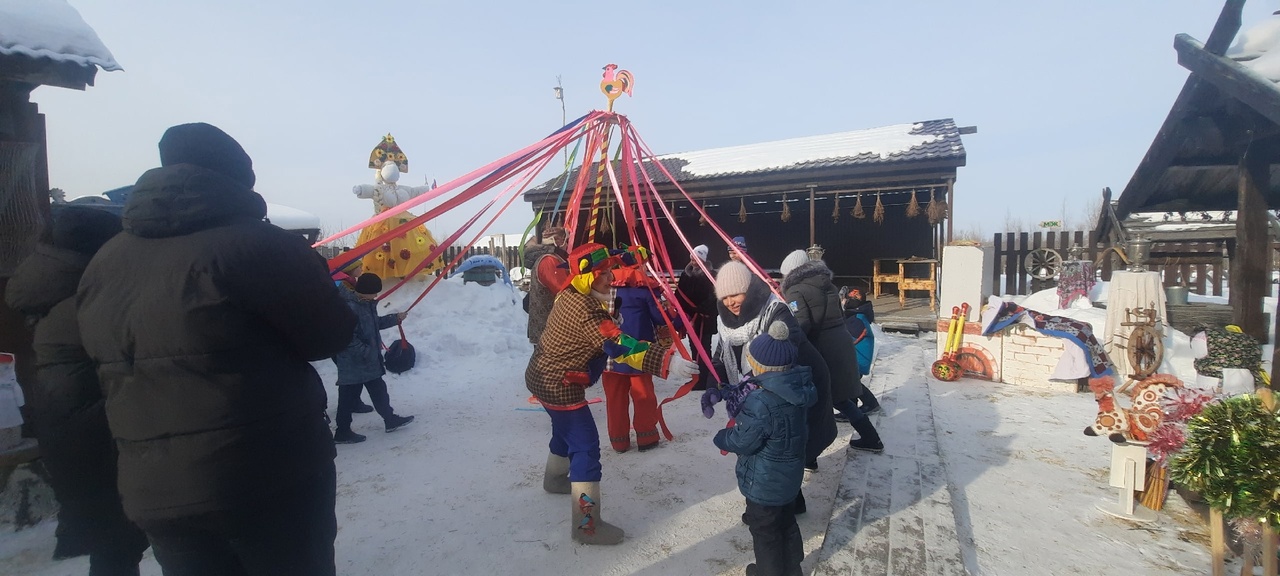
[1094,0,1280,345]
[523,119,971,285]
[0,1,120,444]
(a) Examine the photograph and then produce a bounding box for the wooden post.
[946,177,955,243]
[1264,519,1278,576]
[1233,143,1270,341]
[807,185,816,247]
[1210,508,1226,576]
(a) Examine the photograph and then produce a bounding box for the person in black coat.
[6,206,150,575]
[673,244,717,390]
[76,123,357,576]
[780,251,883,453]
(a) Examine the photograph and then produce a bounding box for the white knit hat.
[692,244,709,262]
[715,261,753,299]
[780,250,809,277]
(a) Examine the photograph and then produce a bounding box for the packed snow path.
[813,334,966,575]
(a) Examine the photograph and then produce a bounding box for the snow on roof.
[659,122,943,177]
[265,203,320,230]
[0,0,120,71]
[1228,12,1280,81]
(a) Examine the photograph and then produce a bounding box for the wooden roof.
[1099,0,1280,240]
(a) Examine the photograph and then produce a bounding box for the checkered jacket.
[525,289,672,408]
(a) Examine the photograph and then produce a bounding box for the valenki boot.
[543,454,571,494]
[570,482,624,545]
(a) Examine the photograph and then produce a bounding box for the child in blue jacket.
[714,321,817,576]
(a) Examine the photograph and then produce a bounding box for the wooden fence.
[991,231,1232,297]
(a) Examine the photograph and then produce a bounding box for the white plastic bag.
[0,352,24,428]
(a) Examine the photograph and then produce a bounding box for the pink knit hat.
[715,261,752,299]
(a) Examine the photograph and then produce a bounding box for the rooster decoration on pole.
[600,64,633,113]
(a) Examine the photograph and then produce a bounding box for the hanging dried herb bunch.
[852,191,866,219]
[873,191,885,224]
[906,189,921,218]
[781,193,792,222]
[699,201,708,226]
[832,193,840,223]
[926,188,946,224]
[738,197,747,223]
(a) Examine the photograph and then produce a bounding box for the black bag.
[383,323,416,374]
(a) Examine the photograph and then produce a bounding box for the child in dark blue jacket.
[714,321,817,576]
[331,273,415,444]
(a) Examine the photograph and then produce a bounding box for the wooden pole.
[1264,520,1277,576]
[946,177,955,244]
[808,185,816,247]
[1233,142,1270,341]
[1210,508,1226,576]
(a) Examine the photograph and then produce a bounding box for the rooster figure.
[600,64,634,111]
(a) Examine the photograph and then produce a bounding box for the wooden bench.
[872,259,902,300]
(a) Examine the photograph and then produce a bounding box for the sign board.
[1039,220,1062,229]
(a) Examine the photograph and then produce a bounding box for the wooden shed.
[1096,0,1280,345]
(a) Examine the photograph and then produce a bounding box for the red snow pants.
[602,371,659,452]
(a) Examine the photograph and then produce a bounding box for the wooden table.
[872,259,902,300]
[897,258,937,311]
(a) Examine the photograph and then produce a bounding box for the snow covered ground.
[0,277,1227,575]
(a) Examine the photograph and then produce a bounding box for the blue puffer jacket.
[713,365,816,506]
[332,289,400,385]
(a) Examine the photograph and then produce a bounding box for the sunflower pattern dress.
[352,134,444,280]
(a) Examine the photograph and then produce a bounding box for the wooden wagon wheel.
[1024,248,1063,280]
[1126,324,1164,379]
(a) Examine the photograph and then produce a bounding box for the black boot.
[849,416,884,453]
[354,402,374,414]
[333,428,367,444]
[385,414,415,432]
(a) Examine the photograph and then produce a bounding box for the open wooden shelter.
[523,119,972,287]
[1096,0,1280,344]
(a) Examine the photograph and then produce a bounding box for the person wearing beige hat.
[710,261,836,513]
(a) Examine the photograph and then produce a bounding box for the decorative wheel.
[1126,325,1164,378]
[1024,248,1063,280]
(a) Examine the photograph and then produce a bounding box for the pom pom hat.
[715,261,752,299]
[747,321,798,374]
[779,250,809,277]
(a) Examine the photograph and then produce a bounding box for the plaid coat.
[526,289,672,408]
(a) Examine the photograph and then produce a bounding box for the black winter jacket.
[77,164,357,521]
[782,260,863,404]
[5,244,123,515]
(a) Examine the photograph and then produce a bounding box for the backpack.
[383,323,416,374]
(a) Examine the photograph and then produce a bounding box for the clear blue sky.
[32,1,1276,242]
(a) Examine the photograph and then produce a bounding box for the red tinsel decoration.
[1146,423,1187,464]
[1162,388,1216,423]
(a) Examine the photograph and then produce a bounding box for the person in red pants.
[602,266,671,452]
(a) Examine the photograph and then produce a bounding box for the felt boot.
[571,482,624,545]
[543,454,571,494]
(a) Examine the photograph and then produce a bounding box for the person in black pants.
[331,273,415,443]
[673,245,717,390]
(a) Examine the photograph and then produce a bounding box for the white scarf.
[716,299,784,384]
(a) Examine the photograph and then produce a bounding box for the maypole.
[586,64,633,244]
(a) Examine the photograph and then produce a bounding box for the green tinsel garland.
[1168,394,1280,525]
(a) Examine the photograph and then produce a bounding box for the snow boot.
[354,402,374,414]
[570,482,624,545]
[543,454,571,494]
[384,414,414,432]
[849,417,884,453]
[333,428,366,444]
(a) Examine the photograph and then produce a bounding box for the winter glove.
[666,355,700,383]
[700,386,722,419]
[723,380,759,419]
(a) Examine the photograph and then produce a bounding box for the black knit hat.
[747,321,798,374]
[355,273,383,295]
[50,206,122,255]
[158,122,256,189]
